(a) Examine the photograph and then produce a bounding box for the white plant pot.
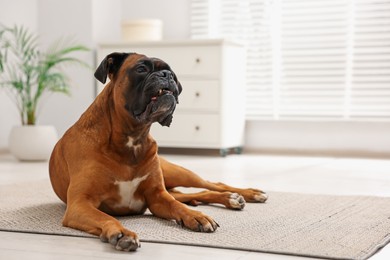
[9,125,58,161]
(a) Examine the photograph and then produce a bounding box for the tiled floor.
[0,152,390,259]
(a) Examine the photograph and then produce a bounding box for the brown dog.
[49,52,268,252]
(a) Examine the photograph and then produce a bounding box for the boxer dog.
[49,52,268,252]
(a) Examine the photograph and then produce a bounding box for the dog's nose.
[158,70,173,80]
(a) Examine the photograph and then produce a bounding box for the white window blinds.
[190,0,390,120]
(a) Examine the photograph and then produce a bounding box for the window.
[191,0,390,120]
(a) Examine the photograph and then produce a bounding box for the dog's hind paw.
[240,189,268,203]
[253,192,268,203]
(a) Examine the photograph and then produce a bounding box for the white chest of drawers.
[96,39,246,155]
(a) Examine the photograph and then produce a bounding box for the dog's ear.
[172,72,183,103]
[94,52,129,84]
[171,71,182,94]
[176,81,183,104]
[176,80,183,95]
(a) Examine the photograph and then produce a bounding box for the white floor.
[1,152,390,260]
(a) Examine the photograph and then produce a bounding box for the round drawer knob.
[195,126,200,131]
[195,58,201,63]
[195,92,200,97]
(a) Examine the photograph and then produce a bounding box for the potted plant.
[0,25,89,161]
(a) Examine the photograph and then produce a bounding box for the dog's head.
[94,52,182,127]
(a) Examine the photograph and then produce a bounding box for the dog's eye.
[136,65,148,73]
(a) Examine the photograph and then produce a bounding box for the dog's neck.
[78,83,157,164]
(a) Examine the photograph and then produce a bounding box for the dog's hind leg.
[168,188,246,210]
[160,157,268,203]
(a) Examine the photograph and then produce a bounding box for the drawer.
[177,80,220,112]
[150,113,220,146]
[97,45,221,77]
[161,46,221,77]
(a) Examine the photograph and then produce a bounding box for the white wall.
[0,0,38,152]
[92,0,122,44]
[36,0,94,137]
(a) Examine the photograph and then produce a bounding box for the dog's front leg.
[63,188,140,251]
[144,175,218,232]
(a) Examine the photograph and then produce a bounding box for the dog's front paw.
[111,233,140,252]
[228,193,246,210]
[100,230,140,251]
[176,210,219,232]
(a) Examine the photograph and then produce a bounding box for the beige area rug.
[1,180,390,260]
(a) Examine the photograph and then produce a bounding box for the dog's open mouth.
[150,89,173,102]
[135,88,176,126]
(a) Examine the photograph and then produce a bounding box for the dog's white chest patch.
[126,136,143,158]
[114,175,148,211]
[127,136,142,150]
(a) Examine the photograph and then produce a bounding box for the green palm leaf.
[0,24,90,125]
